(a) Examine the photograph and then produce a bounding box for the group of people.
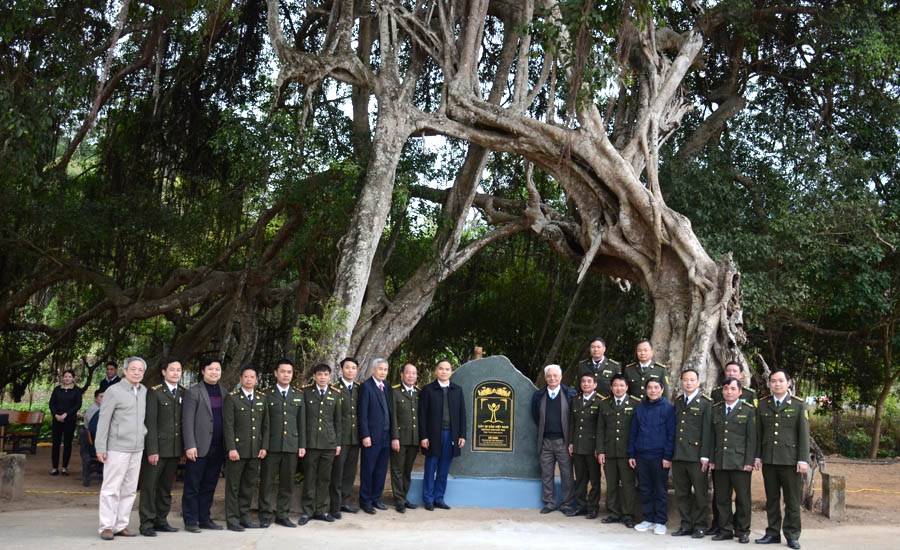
[79,338,809,548]
[536,338,809,549]
[89,355,466,541]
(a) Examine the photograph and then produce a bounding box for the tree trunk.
[871,323,897,458]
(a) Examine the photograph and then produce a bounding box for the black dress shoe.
[755,535,781,544]
[738,534,750,544]
[140,528,157,537]
[154,523,179,533]
[602,515,621,524]
[586,511,598,520]
[340,505,359,513]
[624,518,635,528]
[199,520,223,530]
[540,506,554,514]
[240,521,260,529]
[568,509,585,517]
[424,502,434,511]
[671,528,693,537]
[184,524,201,533]
[373,501,389,510]
[332,511,342,520]
[297,515,310,526]
[708,526,721,536]
[362,506,376,514]
[274,518,296,528]
[434,501,451,510]
[226,522,245,532]
[712,532,734,541]
[405,502,417,510]
[787,541,800,549]
[692,530,706,538]
[313,514,335,522]
[396,503,406,513]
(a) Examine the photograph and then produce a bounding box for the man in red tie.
[357,358,393,514]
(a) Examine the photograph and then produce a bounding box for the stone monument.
[407,356,551,508]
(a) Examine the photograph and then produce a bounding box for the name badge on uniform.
[326,396,335,401]
[293,398,302,402]
[624,407,633,411]
[737,414,747,418]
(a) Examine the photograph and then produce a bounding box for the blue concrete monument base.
[405,471,563,508]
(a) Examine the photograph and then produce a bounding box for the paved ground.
[1,505,899,550]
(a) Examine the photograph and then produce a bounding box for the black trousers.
[51,420,76,469]
[182,445,224,526]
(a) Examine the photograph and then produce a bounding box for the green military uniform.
[596,394,641,522]
[329,379,360,515]
[711,399,757,538]
[224,389,269,526]
[574,357,622,398]
[569,391,602,515]
[711,385,758,407]
[389,383,420,507]
[672,391,714,533]
[302,384,342,517]
[139,382,185,531]
[259,385,305,523]
[623,362,669,400]
[710,384,758,529]
[758,394,810,542]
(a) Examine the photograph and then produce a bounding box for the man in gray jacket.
[95,357,148,540]
[181,358,227,533]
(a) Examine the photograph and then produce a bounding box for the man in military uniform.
[573,337,621,398]
[711,361,758,407]
[568,373,602,519]
[623,340,668,400]
[710,377,757,544]
[301,363,342,524]
[596,374,641,528]
[755,370,809,550]
[330,358,360,519]
[139,358,185,536]
[390,363,419,513]
[709,360,757,535]
[671,368,713,538]
[223,365,269,531]
[258,359,306,528]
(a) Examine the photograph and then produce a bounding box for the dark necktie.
[616,399,622,407]
[320,389,325,397]
[685,396,690,406]
[726,405,732,416]
[282,390,287,399]
[171,387,176,398]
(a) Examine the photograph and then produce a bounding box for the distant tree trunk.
[871,322,898,458]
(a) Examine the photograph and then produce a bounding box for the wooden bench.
[0,409,45,454]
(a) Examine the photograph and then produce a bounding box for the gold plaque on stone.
[473,381,514,452]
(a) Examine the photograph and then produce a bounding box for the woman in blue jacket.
[628,378,675,535]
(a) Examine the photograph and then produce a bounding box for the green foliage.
[292,298,349,376]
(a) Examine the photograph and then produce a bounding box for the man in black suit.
[99,361,121,393]
[181,358,227,533]
[358,358,393,514]
[531,364,577,515]
[418,359,466,510]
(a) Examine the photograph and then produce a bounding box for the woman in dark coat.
[49,369,83,475]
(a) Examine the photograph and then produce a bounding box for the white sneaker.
[654,523,667,535]
[634,521,654,532]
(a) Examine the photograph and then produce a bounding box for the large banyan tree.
[3,0,867,392]
[266,0,775,385]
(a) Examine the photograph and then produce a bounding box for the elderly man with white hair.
[95,356,148,540]
[531,364,577,515]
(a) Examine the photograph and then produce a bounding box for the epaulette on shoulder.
[789,394,804,402]
[599,395,610,401]
[712,401,724,407]
[257,390,266,397]
[391,384,401,389]
[415,385,421,391]
[759,393,773,401]
[230,390,240,396]
[178,384,187,390]
[742,401,756,408]
[302,383,313,389]
[629,395,642,402]
[152,384,163,390]
[331,386,342,393]
[657,362,668,369]
[700,394,713,402]
[625,362,637,368]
